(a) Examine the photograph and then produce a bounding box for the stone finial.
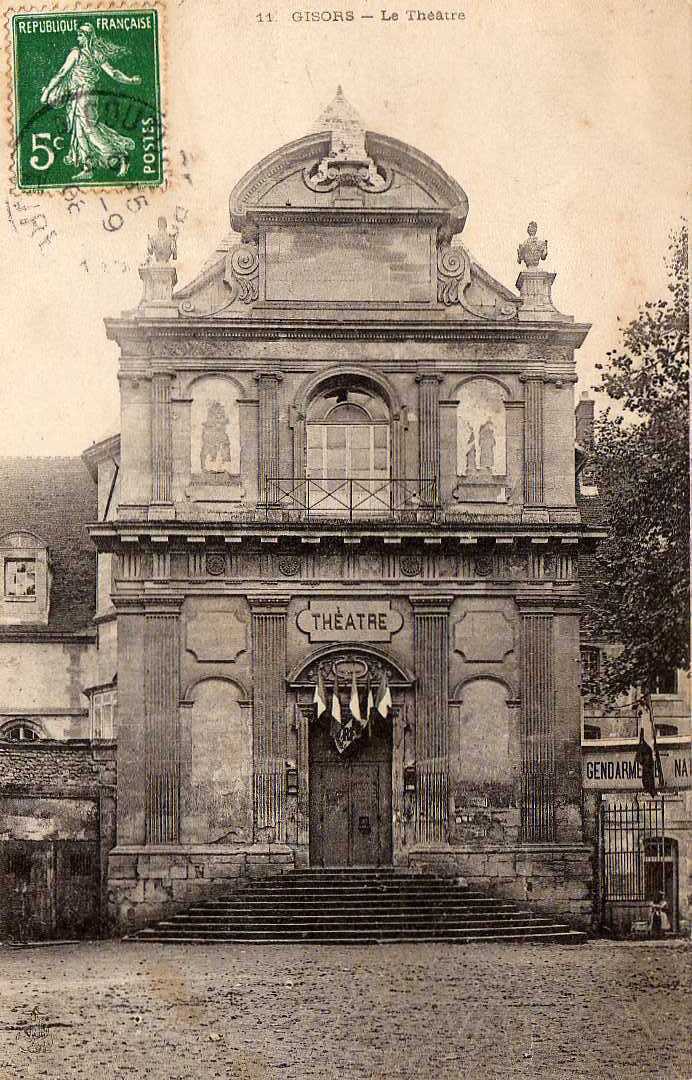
[517,221,548,269]
[306,86,391,195]
[315,85,367,161]
[147,215,177,264]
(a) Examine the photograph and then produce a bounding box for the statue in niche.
[478,419,496,472]
[466,431,477,474]
[200,400,233,476]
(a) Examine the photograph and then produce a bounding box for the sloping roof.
[0,457,97,635]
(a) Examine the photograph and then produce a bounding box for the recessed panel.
[265,226,433,303]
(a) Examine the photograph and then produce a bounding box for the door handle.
[358,815,372,835]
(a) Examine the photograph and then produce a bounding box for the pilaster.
[517,597,556,842]
[410,594,452,845]
[416,373,442,504]
[144,597,182,844]
[250,596,289,841]
[150,371,174,516]
[255,370,283,503]
[520,369,545,507]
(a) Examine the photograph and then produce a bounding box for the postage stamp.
[10,7,163,190]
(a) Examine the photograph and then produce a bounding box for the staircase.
[129,868,587,944]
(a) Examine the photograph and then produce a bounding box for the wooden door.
[309,714,392,867]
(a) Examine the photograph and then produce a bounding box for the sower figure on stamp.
[39,24,141,181]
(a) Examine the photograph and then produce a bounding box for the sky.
[0,0,689,455]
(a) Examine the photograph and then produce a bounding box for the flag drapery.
[635,696,665,798]
[329,674,342,742]
[375,670,392,719]
[349,668,362,726]
[313,669,327,718]
[313,666,392,754]
[365,674,375,736]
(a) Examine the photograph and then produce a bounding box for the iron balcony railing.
[259,477,438,523]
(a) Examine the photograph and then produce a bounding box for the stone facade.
[95,93,602,931]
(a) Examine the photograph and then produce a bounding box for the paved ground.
[0,940,689,1080]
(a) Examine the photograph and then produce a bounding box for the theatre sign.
[582,742,692,791]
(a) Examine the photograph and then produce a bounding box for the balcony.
[259,477,438,524]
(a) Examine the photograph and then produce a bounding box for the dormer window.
[0,719,42,741]
[0,532,50,626]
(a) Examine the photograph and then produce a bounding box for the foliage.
[583,223,689,704]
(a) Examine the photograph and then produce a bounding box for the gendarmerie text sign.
[297,600,403,642]
[582,744,692,791]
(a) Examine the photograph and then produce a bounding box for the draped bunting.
[313,668,391,754]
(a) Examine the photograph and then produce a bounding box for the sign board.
[582,744,692,791]
[297,600,403,642]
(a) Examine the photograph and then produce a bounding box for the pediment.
[229,130,469,235]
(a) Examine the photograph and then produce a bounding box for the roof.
[0,457,97,635]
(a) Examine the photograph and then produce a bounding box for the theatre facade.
[94,93,602,931]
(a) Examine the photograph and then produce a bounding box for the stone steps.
[128,867,586,945]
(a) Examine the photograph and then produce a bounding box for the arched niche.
[189,375,242,485]
[453,377,510,503]
[449,677,519,808]
[180,677,252,844]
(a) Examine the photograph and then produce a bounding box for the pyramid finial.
[314,86,367,160]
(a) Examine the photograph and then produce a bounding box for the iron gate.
[598,799,675,935]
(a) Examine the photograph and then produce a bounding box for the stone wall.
[108,845,295,933]
[406,844,594,929]
[0,741,117,938]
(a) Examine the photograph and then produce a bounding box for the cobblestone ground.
[0,940,689,1080]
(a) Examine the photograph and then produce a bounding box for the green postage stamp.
[11,8,163,190]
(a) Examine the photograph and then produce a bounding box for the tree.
[583,223,689,705]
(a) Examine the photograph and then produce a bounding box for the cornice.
[104,318,591,350]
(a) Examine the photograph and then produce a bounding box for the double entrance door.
[309,713,393,867]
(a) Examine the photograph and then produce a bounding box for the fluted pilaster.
[519,610,556,841]
[412,595,451,844]
[416,374,442,504]
[521,373,544,505]
[144,603,181,843]
[151,372,173,505]
[256,370,283,503]
[250,597,288,840]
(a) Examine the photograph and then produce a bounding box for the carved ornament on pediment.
[302,650,398,687]
[437,229,516,321]
[302,156,393,194]
[223,233,260,305]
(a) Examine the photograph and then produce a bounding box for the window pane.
[5,559,36,597]
[652,669,677,695]
[374,449,389,474]
[326,426,346,448]
[350,425,370,449]
[374,426,388,449]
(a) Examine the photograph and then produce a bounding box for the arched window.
[305,384,390,513]
[1,720,42,741]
